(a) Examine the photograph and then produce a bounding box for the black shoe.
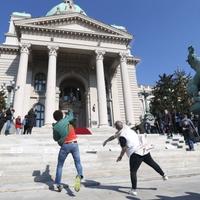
[57,184,63,192]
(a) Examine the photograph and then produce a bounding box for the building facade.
[0,0,141,128]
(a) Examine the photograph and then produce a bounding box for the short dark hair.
[53,110,63,121]
[114,121,123,131]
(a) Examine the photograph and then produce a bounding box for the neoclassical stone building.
[0,0,141,128]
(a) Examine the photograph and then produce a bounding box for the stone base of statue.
[190,95,200,114]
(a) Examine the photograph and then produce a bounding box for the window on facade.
[34,73,46,92]
[34,103,45,127]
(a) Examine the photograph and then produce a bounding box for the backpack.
[52,111,74,146]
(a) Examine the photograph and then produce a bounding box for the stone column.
[13,43,30,117]
[45,46,58,125]
[95,50,108,127]
[119,53,134,125]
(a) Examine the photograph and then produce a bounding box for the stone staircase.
[0,127,200,192]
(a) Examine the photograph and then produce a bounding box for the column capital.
[48,46,59,57]
[95,50,105,60]
[20,43,31,54]
[119,52,129,62]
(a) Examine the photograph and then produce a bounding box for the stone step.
[0,129,199,193]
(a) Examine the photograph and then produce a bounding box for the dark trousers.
[27,126,33,134]
[129,153,165,189]
[23,125,28,134]
[0,122,5,133]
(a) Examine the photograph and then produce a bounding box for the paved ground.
[0,174,199,200]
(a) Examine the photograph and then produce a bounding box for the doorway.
[59,78,86,128]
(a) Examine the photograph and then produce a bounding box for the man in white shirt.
[103,121,168,196]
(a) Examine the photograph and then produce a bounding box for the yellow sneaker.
[74,176,81,192]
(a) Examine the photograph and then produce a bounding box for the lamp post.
[139,86,151,114]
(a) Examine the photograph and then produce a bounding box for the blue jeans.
[187,138,194,150]
[55,143,83,185]
[5,120,11,134]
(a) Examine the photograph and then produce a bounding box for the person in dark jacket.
[181,114,196,151]
[22,115,29,134]
[26,109,36,134]
[4,107,15,135]
[0,111,6,134]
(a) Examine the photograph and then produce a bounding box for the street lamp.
[139,85,151,114]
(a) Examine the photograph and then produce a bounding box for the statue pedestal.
[191,102,200,114]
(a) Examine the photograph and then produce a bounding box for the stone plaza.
[0,128,200,199]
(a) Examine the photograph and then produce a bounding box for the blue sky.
[1,0,200,85]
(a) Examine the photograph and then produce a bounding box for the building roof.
[46,0,86,16]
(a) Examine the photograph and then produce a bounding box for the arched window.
[34,73,46,92]
[34,103,45,127]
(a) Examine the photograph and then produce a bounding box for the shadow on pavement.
[156,192,200,200]
[32,164,54,190]
[32,165,75,196]
[125,192,200,200]
[83,179,156,196]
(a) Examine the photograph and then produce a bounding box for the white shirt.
[119,126,152,157]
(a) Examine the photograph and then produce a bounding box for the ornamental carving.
[119,52,128,63]
[48,46,59,57]
[20,43,31,54]
[95,50,105,61]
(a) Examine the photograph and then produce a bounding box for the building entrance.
[59,78,86,128]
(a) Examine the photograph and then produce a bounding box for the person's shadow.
[32,165,54,190]
[156,192,200,200]
[83,179,157,198]
[32,165,75,196]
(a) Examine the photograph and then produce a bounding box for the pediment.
[14,13,132,39]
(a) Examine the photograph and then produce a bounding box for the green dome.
[46,2,86,16]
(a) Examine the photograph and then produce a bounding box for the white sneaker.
[162,175,168,181]
[129,189,137,196]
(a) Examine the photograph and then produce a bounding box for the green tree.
[0,90,6,111]
[150,70,192,115]
[150,73,174,115]
[172,70,192,113]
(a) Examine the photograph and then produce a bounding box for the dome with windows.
[46,0,86,16]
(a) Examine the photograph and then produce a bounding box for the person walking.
[181,113,197,151]
[103,121,168,196]
[52,110,83,192]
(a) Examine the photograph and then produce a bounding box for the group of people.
[52,110,168,196]
[0,107,36,135]
[135,109,199,151]
[154,110,199,136]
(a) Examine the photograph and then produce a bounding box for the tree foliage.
[150,70,192,115]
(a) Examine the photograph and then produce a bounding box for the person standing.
[15,116,22,134]
[4,107,15,135]
[103,121,168,196]
[26,108,36,134]
[0,111,6,134]
[22,115,29,134]
[163,109,173,138]
[52,110,83,192]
